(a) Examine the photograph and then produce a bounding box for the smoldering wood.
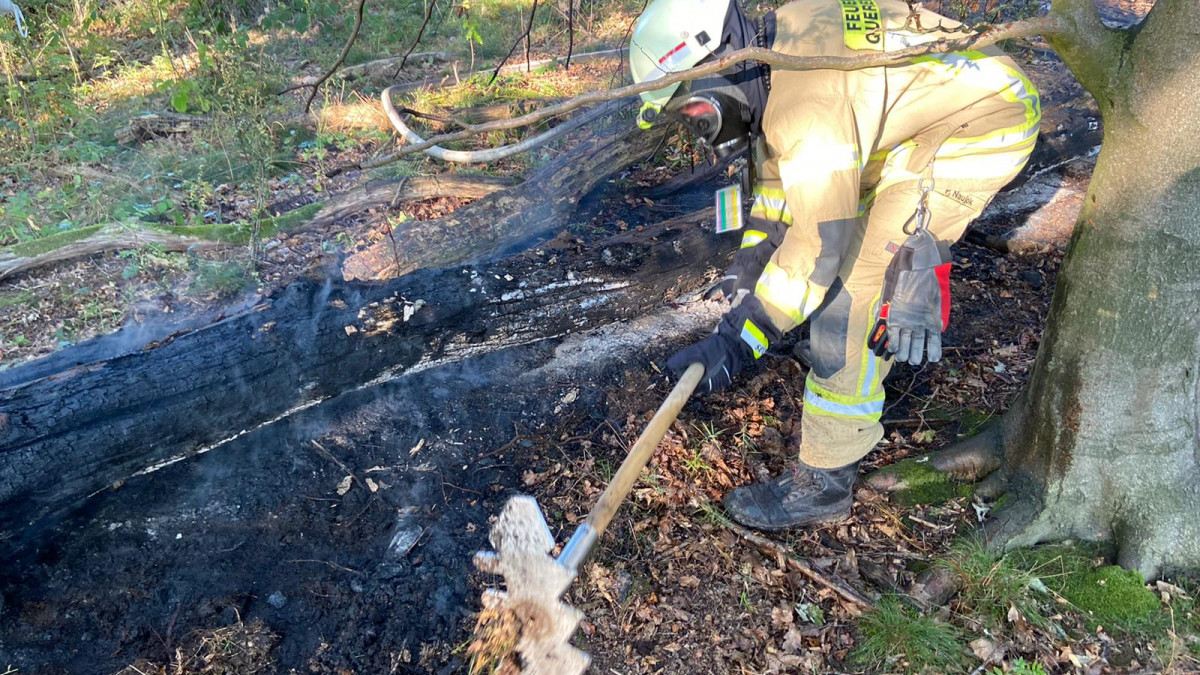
[0,208,729,546]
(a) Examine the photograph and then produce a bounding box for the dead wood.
[342,119,666,279]
[726,521,873,614]
[337,52,453,82]
[906,565,962,609]
[0,227,224,282]
[0,208,729,546]
[115,112,209,145]
[302,173,516,229]
[0,175,513,282]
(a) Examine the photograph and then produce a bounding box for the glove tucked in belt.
[668,296,782,392]
[720,217,788,305]
[867,229,952,366]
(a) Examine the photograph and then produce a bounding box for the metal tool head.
[473,495,590,675]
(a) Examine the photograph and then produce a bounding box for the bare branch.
[490,0,540,84]
[334,14,1058,174]
[565,0,574,69]
[395,0,438,75]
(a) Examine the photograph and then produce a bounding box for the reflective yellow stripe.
[914,50,1041,143]
[740,230,768,248]
[740,319,769,359]
[805,375,884,420]
[936,134,1037,160]
[779,145,863,186]
[750,185,793,225]
[856,291,885,399]
[755,261,825,325]
[932,143,1036,181]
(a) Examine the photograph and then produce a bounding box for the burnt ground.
[3,7,1188,673]
[0,156,1105,674]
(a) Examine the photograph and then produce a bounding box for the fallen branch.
[0,175,514,281]
[0,226,224,282]
[338,51,452,81]
[338,15,1058,173]
[726,521,874,615]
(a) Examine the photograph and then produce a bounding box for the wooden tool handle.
[586,362,704,537]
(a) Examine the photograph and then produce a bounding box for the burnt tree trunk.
[341,120,666,280]
[0,210,726,547]
[943,0,1200,578]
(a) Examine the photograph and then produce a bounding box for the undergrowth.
[851,595,970,674]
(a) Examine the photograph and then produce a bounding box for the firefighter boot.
[723,460,859,531]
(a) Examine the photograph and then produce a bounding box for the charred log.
[342,120,666,279]
[0,209,728,548]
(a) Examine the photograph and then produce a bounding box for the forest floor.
[3,0,1196,673]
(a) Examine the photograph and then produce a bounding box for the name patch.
[839,0,884,51]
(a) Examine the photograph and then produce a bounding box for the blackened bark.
[0,210,727,546]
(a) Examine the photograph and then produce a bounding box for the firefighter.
[630,0,1039,530]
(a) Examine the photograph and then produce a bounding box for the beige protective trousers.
[798,150,1032,469]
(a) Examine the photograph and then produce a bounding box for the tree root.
[865,415,1007,500]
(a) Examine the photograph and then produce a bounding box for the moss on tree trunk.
[984,0,1200,578]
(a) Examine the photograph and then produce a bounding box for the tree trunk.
[341,120,666,280]
[983,0,1200,578]
[0,210,726,548]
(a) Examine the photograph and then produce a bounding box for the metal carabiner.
[903,175,936,235]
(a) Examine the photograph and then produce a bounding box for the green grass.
[940,537,1058,631]
[851,595,970,674]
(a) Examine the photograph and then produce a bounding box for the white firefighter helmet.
[629,0,731,129]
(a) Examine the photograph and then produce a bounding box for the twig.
[524,0,536,73]
[725,521,874,614]
[341,14,1060,173]
[310,440,364,489]
[489,0,540,84]
[279,0,368,113]
[395,0,438,76]
[565,0,574,69]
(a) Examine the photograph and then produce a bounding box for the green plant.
[682,449,712,475]
[190,259,256,299]
[940,537,1056,631]
[989,658,1048,675]
[695,501,730,528]
[851,596,969,674]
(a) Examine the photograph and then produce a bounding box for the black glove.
[668,297,783,392]
[867,229,952,365]
[719,217,788,304]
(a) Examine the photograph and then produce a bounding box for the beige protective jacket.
[745,0,1040,332]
